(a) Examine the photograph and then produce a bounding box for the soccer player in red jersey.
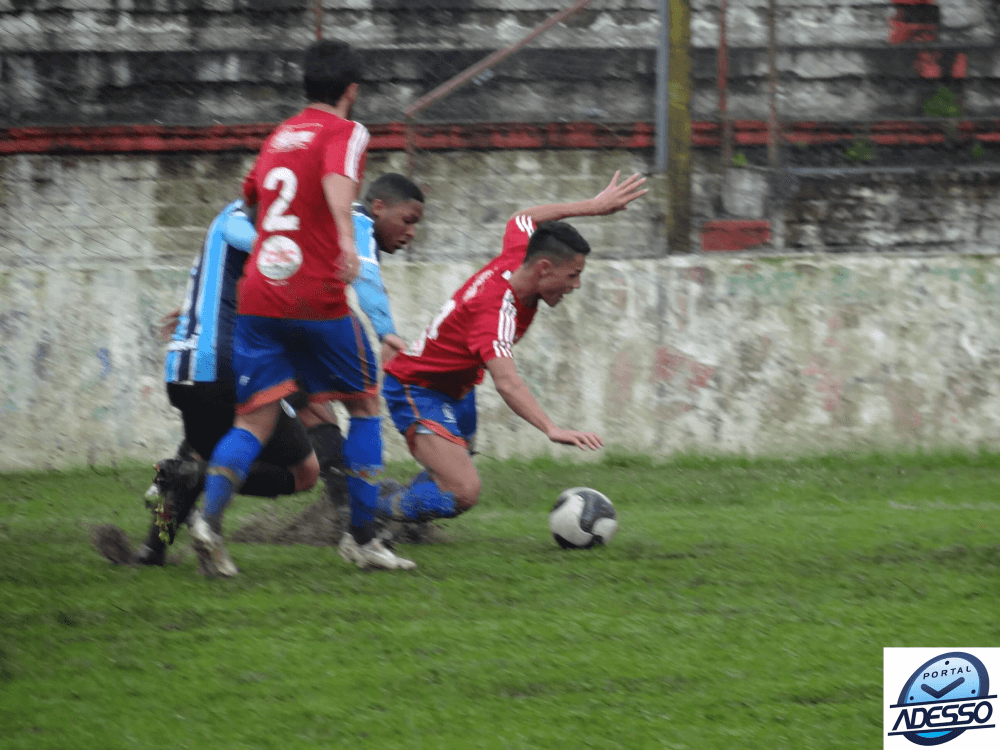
[373,173,647,525]
[191,40,416,575]
[379,207,642,525]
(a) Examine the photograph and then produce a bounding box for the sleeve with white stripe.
[491,290,517,359]
[514,214,536,237]
[344,122,370,183]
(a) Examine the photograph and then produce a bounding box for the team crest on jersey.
[258,235,303,281]
[269,124,319,152]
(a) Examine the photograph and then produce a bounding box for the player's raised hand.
[546,426,604,451]
[590,171,648,215]
[337,248,361,284]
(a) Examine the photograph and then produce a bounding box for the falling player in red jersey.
[376,171,647,524]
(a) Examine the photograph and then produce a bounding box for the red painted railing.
[3,120,999,156]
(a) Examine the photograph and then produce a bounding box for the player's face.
[372,199,424,254]
[538,254,586,307]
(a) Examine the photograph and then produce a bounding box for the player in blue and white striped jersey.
[136,200,319,567]
[164,199,253,387]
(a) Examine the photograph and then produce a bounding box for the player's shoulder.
[223,199,246,218]
[316,113,369,142]
[206,199,243,236]
[263,109,366,154]
[265,116,324,154]
[352,203,374,226]
[461,268,512,311]
[506,213,537,237]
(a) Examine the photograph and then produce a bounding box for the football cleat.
[189,511,239,577]
[337,531,363,565]
[132,543,166,567]
[338,532,416,571]
[147,457,205,544]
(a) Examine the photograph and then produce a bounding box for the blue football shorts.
[233,314,377,413]
[382,373,477,451]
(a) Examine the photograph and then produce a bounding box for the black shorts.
[166,381,311,469]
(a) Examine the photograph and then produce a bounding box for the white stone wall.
[4,149,1000,470]
[7,249,1000,471]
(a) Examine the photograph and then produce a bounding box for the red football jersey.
[384,269,538,400]
[454,214,536,301]
[239,107,369,320]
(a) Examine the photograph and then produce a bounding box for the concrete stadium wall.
[4,148,1000,471]
[3,0,999,128]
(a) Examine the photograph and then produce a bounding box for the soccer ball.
[549,487,617,549]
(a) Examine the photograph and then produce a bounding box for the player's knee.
[454,477,481,512]
[345,395,380,418]
[292,453,320,492]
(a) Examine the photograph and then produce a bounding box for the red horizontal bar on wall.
[701,220,772,252]
[2,120,1000,155]
[0,122,656,155]
[0,123,278,154]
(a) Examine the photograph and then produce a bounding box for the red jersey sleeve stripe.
[345,122,370,182]
[514,214,535,236]
[492,290,516,359]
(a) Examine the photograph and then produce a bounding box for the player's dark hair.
[303,40,362,106]
[364,173,425,207]
[523,221,591,265]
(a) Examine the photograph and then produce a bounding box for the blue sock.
[343,416,383,544]
[204,428,263,521]
[379,472,457,521]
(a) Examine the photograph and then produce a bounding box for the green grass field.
[1,451,999,749]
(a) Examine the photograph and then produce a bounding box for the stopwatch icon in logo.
[892,652,992,745]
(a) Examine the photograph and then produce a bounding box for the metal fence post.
[655,0,669,174]
[668,0,692,253]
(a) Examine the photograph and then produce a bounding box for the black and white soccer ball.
[549,487,617,549]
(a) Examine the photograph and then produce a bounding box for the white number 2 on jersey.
[409,299,457,357]
[262,167,301,232]
[257,167,303,281]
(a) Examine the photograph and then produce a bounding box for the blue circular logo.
[894,652,991,745]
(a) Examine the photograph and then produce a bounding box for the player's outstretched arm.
[486,357,603,451]
[322,173,361,284]
[514,171,648,225]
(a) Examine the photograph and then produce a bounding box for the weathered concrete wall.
[397,253,1000,460]
[4,0,999,128]
[4,148,1000,470]
[7,245,1000,470]
[0,0,661,127]
[693,161,1000,250]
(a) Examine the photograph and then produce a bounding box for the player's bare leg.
[289,451,320,492]
[408,432,481,514]
[371,431,479,530]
